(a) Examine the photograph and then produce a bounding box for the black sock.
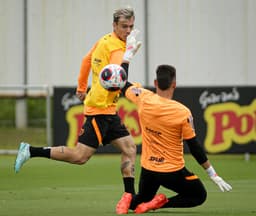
[30,146,51,158]
[123,177,135,194]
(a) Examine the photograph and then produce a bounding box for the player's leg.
[106,114,136,214]
[48,143,96,164]
[112,135,136,191]
[112,135,136,214]
[106,114,136,194]
[133,167,160,204]
[132,167,167,214]
[14,115,99,173]
[161,167,207,208]
[133,167,206,213]
[14,142,96,173]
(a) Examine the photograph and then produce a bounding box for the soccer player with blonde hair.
[14,7,141,214]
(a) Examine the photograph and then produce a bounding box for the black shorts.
[78,114,130,149]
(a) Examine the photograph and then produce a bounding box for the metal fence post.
[45,85,52,146]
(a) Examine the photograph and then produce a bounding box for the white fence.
[1,0,256,88]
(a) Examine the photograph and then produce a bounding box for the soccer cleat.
[134,193,168,214]
[14,142,31,173]
[116,192,132,214]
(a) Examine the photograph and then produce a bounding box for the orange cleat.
[116,192,133,214]
[134,194,168,214]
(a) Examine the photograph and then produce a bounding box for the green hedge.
[0,98,47,127]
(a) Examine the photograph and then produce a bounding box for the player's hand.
[210,175,232,192]
[76,91,86,101]
[123,29,142,62]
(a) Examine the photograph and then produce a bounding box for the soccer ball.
[99,64,127,91]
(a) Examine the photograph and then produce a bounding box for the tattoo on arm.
[131,164,135,177]
[121,161,130,173]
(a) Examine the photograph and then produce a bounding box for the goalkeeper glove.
[206,166,232,192]
[123,29,142,62]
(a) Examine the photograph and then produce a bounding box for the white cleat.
[14,142,31,173]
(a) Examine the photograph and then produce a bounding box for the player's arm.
[120,62,132,95]
[186,137,232,192]
[76,43,97,101]
[120,29,141,95]
[185,137,208,164]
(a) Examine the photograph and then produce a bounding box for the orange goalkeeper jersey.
[125,86,196,172]
[77,32,126,115]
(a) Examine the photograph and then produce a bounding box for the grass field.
[0,154,255,216]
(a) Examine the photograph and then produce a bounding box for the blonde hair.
[113,6,135,23]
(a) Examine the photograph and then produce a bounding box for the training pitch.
[0,154,255,216]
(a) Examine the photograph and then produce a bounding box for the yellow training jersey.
[125,86,196,172]
[77,32,126,115]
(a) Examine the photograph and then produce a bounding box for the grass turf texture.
[0,154,255,216]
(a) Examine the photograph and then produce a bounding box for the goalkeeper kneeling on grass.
[115,33,232,214]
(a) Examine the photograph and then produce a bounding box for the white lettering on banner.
[199,87,240,109]
[61,93,81,111]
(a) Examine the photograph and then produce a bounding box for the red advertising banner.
[53,86,256,154]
